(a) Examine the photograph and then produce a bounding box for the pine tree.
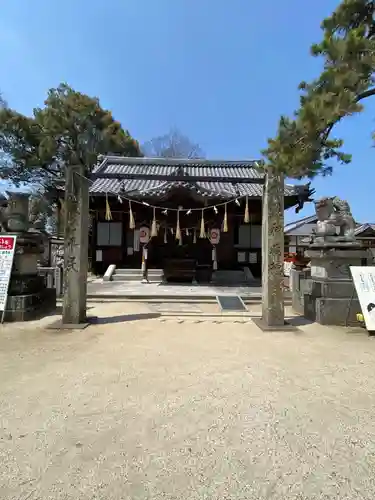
[0,83,141,186]
[263,0,375,178]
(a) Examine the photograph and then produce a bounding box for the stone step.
[112,275,163,283]
[211,271,249,285]
[115,268,163,275]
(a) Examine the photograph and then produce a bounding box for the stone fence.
[37,266,63,297]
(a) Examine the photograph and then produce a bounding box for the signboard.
[350,266,375,331]
[0,236,16,313]
[210,228,220,245]
[139,226,150,244]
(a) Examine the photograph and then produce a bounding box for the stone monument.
[0,192,56,321]
[300,196,370,325]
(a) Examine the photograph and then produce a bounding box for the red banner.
[0,236,15,250]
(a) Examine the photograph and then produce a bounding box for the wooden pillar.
[62,165,89,325]
[261,169,285,326]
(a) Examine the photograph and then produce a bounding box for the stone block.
[303,293,316,322]
[315,297,361,326]
[3,289,56,322]
[290,269,312,315]
[311,279,356,299]
[8,274,45,295]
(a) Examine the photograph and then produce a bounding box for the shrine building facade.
[81,156,311,280]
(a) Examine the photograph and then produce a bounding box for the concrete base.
[317,297,361,326]
[3,289,57,322]
[252,317,300,332]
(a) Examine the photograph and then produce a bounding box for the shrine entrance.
[147,232,213,283]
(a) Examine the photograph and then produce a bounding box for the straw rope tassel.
[223,203,228,232]
[129,201,135,229]
[175,208,182,241]
[105,193,112,221]
[151,207,158,237]
[59,198,65,214]
[244,196,250,223]
[199,209,206,238]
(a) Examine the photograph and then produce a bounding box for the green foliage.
[0,93,6,109]
[0,83,141,186]
[263,0,375,178]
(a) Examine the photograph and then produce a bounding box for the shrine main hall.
[69,156,311,281]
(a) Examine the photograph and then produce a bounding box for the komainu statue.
[312,196,356,244]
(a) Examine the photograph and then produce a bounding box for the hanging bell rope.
[175,208,182,241]
[193,229,197,244]
[223,203,228,232]
[164,226,168,243]
[244,195,250,223]
[105,193,113,221]
[151,207,158,237]
[199,209,206,238]
[129,201,135,229]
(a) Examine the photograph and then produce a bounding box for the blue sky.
[1,0,374,223]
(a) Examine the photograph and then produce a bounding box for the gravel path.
[1,303,375,499]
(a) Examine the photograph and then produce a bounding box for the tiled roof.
[92,156,264,178]
[354,223,375,236]
[90,156,304,199]
[284,214,318,234]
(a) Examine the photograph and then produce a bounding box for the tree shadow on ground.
[91,313,161,325]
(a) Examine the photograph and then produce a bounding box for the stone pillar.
[261,170,285,327]
[62,165,89,325]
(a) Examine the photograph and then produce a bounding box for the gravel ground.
[1,303,375,499]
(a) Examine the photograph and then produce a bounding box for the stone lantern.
[1,192,56,321]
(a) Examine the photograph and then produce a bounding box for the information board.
[350,266,375,331]
[0,236,16,312]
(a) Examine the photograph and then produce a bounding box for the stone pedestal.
[303,245,370,325]
[1,193,56,322]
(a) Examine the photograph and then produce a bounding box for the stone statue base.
[302,246,370,325]
[4,289,56,322]
[308,238,362,249]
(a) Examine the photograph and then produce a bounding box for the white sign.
[139,226,150,244]
[0,236,17,312]
[249,252,257,264]
[96,250,102,262]
[237,251,246,263]
[210,228,220,245]
[350,266,375,331]
[284,261,293,277]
